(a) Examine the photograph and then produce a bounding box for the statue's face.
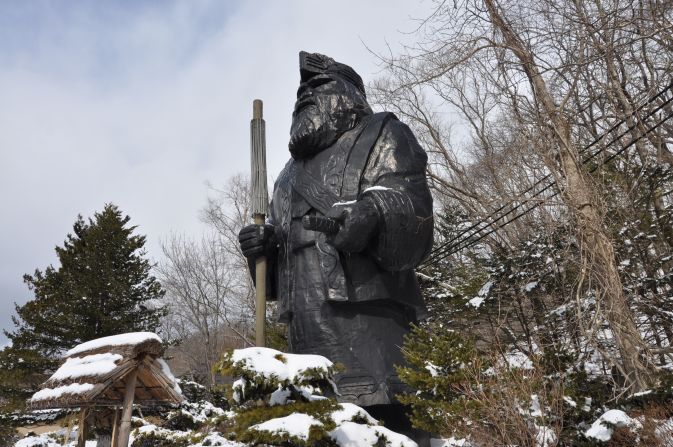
[289,74,370,159]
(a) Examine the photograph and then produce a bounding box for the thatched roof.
[28,332,184,410]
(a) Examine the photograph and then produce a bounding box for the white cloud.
[0,0,436,343]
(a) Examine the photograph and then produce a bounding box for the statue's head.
[289,51,373,159]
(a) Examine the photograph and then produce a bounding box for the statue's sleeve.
[360,118,434,271]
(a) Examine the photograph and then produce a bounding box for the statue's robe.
[266,112,433,406]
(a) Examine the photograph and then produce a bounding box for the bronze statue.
[239,51,433,439]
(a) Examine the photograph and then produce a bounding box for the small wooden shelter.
[28,332,183,447]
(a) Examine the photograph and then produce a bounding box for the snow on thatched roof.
[28,332,183,410]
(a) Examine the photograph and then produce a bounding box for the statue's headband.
[299,51,366,96]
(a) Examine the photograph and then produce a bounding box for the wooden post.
[116,368,138,447]
[109,408,120,447]
[250,99,268,347]
[77,408,88,447]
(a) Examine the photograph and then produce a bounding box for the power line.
[428,110,673,264]
[425,80,673,264]
[423,81,673,266]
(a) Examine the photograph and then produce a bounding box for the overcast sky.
[0,0,436,346]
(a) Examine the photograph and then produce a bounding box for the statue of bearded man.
[239,51,433,430]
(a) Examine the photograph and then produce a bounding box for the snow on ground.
[230,347,333,382]
[535,424,556,447]
[65,332,161,356]
[30,383,95,402]
[15,431,97,447]
[49,353,122,380]
[187,433,246,447]
[329,421,417,447]
[250,412,323,441]
[585,409,642,441]
[430,438,469,446]
[330,403,378,425]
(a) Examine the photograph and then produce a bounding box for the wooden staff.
[250,99,268,347]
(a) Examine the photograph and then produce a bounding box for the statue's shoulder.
[374,112,427,161]
[274,159,295,189]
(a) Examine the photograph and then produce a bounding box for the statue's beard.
[289,105,358,159]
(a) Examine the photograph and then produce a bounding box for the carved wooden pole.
[251,99,268,347]
[116,368,138,447]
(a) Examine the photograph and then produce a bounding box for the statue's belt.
[290,112,393,215]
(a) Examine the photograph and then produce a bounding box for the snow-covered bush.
[213,346,418,447]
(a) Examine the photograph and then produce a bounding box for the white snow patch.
[15,437,60,447]
[535,425,556,447]
[529,394,543,417]
[30,383,95,402]
[425,361,440,377]
[330,403,377,425]
[66,332,161,357]
[363,186,391,192]
[50,353,122,381]
[187,432,245,447]
[477,280,494,296]
[524,281,538,292]
[631,389,652,398]
[250,412,323,441]
[467,297,484,309]
[562,396,577,407]
[585,409,641,441]
[230,347,333,382]
[269,386,292,406]
[330,421,418,447]
[431,438,468,446]
[505,351,534,370]
[333,200,357,206]
[156,358,182,395]
[232,378,246,403]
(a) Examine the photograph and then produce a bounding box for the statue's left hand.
[324,197,379,253]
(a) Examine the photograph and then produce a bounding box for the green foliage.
[1,204,166,416]
[395,323,480,434]
[214,350,339,405]
[234,400,339,446]
[7,203,166,353]
[0,412,18,446]
[265,321,289,351]
[131,431,193,447]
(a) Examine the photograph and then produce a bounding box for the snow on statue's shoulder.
[66,332,162,357]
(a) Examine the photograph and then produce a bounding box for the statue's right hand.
[238,224,276,259]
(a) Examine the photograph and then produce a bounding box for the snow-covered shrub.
[178,379,208,403]
[213,347,418,447]
[215,347,339,405]
[164,401,227,431]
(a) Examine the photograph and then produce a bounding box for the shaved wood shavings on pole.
[251,99,268,347]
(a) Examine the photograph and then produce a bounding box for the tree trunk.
[484,0,653,392]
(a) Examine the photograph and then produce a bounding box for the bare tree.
[158,233,252,386]
[370,0,673,392]
[158,175,264,385]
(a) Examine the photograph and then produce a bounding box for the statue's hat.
[299,51,366,96]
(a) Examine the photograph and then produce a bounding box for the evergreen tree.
[6,203,166,354]
[0,204,166,415]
